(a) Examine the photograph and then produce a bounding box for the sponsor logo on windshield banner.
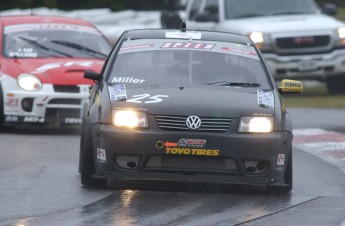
[222,47,257,56]
[161,42,215,50]
[120,44,154,51]
[4,23,101,35]
[165,31,202,40]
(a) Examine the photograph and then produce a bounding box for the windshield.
[108,39,271,89]
[3,23,111,59]
[224,0,320,19]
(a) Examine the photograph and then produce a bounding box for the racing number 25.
[126,94,169,104]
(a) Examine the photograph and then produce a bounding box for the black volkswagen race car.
[79,27,303,192]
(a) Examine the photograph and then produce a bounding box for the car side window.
[189,0,202,20]
[194,0,219,22]
[204,0,219,16]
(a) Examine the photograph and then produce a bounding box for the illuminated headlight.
[238,117,274,133]
[338,27,345,39]
[112,110,148,128]
[335,27,345,46]
[249,32,264,44]
[248,32,272,51]
[17,74,42,91]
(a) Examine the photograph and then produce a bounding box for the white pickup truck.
[180,0,345,93]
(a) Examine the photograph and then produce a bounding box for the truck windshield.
[224,0,320,19]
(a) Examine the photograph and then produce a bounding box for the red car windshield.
[3,23,111,59]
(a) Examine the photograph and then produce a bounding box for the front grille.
[155,115,232,132]
[53,85,80,93]
[276,35,330,49]
[145,155,238,172]
[48,99,81,105]
[45,108,81,118]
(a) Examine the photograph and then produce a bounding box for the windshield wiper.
[270,11,306,16]
[231,13,264,19]
[51,40,107,59]
[17,37,73,58]
[206,81,261,87]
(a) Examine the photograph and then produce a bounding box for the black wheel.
[79,119,107,187]
[267,150,293,193]
[0,85,15,132]
[0,85,5,130]
[78,118,87,174]
[326,76,345,94]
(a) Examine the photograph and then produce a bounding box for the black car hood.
[109,85,275,118]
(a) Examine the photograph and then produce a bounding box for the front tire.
[266,150,293,193]
[0,85,5,130]
[0,85,15,132]
[79,119,107,187]
[326,76,345,94]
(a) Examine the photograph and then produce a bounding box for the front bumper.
[1,75,89,125]
[264,48,345,80]
[92,123,293,187]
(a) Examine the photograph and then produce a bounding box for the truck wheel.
[326,76,345,94]
[79,119,107,187]
[266,150,293,193]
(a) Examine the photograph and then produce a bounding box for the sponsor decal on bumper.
[4,115,82,124]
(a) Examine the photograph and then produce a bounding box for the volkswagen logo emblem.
[186,116,201,130]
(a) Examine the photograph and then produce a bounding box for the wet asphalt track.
[0,108,345,226]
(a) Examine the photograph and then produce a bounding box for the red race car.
[0,15,111,128]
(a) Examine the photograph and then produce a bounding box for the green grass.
[336,7,345,22]
[279,8,345,108]
[282,95,345,108]
[281,82,345,109]
[280,7,345,109]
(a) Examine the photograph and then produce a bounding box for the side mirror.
[84,70,101,81]
[278,79,303,94]
[160,10,182,29]
[321,3,337,16]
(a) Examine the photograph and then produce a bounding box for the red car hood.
[2,58,104,85]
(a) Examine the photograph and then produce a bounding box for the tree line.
[0,0,343,12]
[0,0,165,11]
